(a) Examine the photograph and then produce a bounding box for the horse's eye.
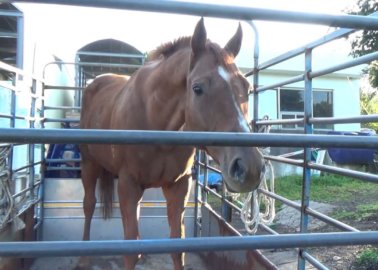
[192,85,203,95]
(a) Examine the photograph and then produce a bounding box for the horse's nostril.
[230,158,246,182]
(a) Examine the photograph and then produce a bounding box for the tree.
[347,0,378,133]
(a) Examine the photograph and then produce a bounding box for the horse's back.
[80,74,129,130]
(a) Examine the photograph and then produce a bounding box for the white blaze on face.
[218,66,231,83]
[238,111,251,132]
[218,66,250,132]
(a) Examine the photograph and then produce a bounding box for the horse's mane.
[148,36,192,61]
[148,36,236,73]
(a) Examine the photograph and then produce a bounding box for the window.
[279,88,333,130]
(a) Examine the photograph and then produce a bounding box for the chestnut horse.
[78,18,264,270]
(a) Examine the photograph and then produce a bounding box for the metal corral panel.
[200,204,278,270]
[41,178,195,240]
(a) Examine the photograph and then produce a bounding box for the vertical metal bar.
[193,149,201,237]
[298,49,313,270]
[37,81,47,241]
[16,14,24,69]
[248,21,260,133]
[75,54,81,108]
[202,154,208,203]
[8,72,17,177]
[28,79,36,203]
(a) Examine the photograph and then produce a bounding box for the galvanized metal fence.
[1,1,378,270]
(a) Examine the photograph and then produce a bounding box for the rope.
[240,160,275,234]
[240,115,275,234]
[0,145,14,230]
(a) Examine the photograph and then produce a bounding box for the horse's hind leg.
[162,175,192,270]
[76,159,101,270]
[118,172,144,270]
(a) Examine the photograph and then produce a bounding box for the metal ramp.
[41,177,196,241]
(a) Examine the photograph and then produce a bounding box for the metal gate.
[0,1,378,270]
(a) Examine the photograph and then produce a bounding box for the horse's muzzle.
[229,157,247,183]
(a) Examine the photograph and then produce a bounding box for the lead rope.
[0,145,14,230]
[240,160,275,234]
[240,116,275,234]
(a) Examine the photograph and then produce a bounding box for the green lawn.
[275,174,376,203]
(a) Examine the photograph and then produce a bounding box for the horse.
[78,18,265,270]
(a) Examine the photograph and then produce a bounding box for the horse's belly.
[86,144,118,173]
[123,146,195,187]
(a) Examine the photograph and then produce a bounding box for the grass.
[275,174,378,220]
[352,248,378,270]
[202,173,378,220]
[275,174,376,203]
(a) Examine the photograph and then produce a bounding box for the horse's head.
[185,18,264,193]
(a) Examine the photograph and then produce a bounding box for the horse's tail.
[99,169,114,219]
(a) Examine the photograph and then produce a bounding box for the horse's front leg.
[118,174,144,270]
[162,175,192,270]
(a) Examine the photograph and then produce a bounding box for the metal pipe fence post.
[36,80,47,241]
[298,49,314,270]
[193,149,201,237]
[28,79,36,203]
[202,154,209,204]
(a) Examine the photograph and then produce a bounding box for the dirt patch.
[267,189,378,269]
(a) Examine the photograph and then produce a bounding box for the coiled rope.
[0,145,13,230]
[240,115,275,234]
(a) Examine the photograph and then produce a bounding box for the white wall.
[247,69,361,132]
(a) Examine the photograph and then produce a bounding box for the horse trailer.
[0,1,378,270]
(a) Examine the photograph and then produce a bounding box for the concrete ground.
[261,200,336,269]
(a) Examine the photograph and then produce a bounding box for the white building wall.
[247,69,361,132]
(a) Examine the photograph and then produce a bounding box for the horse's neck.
[139,50,191,131]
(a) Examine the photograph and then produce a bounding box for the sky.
[14,0,360,74]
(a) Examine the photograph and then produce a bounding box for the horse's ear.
[191,18,207,55]
[224,23,242,58]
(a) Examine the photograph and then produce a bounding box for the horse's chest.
[125,146,195,186]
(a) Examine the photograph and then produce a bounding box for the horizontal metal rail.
[44,85,84,91]
[43,118,79,123]
[308,162,378,184]
[77,51,145,59]
[256,118,304,126]
[1,128,377,148]
[48,61,141,69]
[256,74,305,92]
[45,167,80,171]
[310,51,378,78]
[264,155,304,167]
[302,251,329,270]
[12,161,43,173]
[0,61,44,82]
[304,207,359,232]
[257,115,378,126]
[44,105,81,111]
[46,158,81,163]
[9,0,378,30]
[258,189,359,232]
[198,161,221,174]
[0,113,13,119]
[255,28,356,72]
[0,232,377,257]
[258,223,279,235]
[309,114,378,124]
[0,9,23,17]
[12,181,41,199]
